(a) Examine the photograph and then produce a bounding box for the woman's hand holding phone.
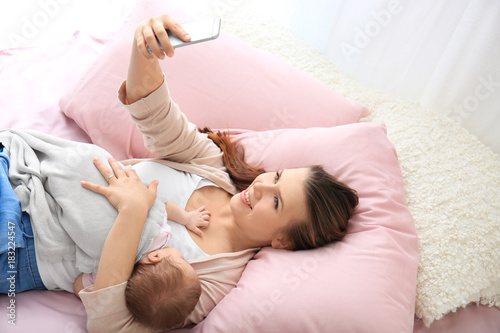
[134,14,191,61]
[125,14,189,104]
[125,14,220,104]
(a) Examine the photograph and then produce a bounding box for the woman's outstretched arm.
[119,16,231,179]
[125,14,190,104]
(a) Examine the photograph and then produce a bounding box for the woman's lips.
[240,189,252,209]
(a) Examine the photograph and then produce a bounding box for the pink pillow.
[0,31,108,143]
[193,123,419,332]
[59,0,369,160]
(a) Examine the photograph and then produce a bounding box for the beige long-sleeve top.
[79,76,258,332]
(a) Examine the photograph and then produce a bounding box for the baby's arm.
[166,201,210,237]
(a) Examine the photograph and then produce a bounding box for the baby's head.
[125,247,201,330]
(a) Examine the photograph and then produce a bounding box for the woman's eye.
[274,171,281,183]
[274,170,282,209]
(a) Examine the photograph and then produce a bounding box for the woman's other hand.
[82,158,159,290]
[81,157,158,213]
[134,13,191,61]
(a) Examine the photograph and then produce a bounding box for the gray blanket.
[0,129,165,273]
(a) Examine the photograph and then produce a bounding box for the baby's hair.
[125,256,201,330]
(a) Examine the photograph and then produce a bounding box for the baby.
[76,201,211,330]
[1,143,209,330]
[126,202,211,330]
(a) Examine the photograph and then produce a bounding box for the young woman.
[75,13,359,332]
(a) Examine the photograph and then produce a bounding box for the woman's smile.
[230,168,310,247]
[241,189,253,209]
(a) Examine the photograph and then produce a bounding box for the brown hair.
[282,165,359,250]
[199,128,359,250]
[125,256,201,330]
[199,127,265,192]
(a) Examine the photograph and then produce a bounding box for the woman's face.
[230,167,310,248]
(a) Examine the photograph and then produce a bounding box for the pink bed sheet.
[2,291,500,332]
[1,30,499,333]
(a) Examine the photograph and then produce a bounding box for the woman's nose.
[253,182,273,199]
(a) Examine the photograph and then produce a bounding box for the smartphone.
[147,17,221,54]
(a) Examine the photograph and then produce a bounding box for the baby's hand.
[185,206,211,237]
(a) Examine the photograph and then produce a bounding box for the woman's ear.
[271,233,291,249]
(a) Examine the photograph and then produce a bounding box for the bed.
[1,1,499,332]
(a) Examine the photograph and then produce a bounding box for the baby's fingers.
[192,227,204,238]
[202,212,211,223]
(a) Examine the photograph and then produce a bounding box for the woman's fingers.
[88,157,146,184]
[135,30,153,61]
[80,180,107,196]
[108,157,126,179]
[82,158,159,212]
[147,179,159,198]
[163,14,191,43]
[152,21,170,58]
[92,157,114,180]
[123,168,137,178]
[144,22,163,59]
[81,157,118,196]
[91,157,124,182]
[137,14,192,61]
